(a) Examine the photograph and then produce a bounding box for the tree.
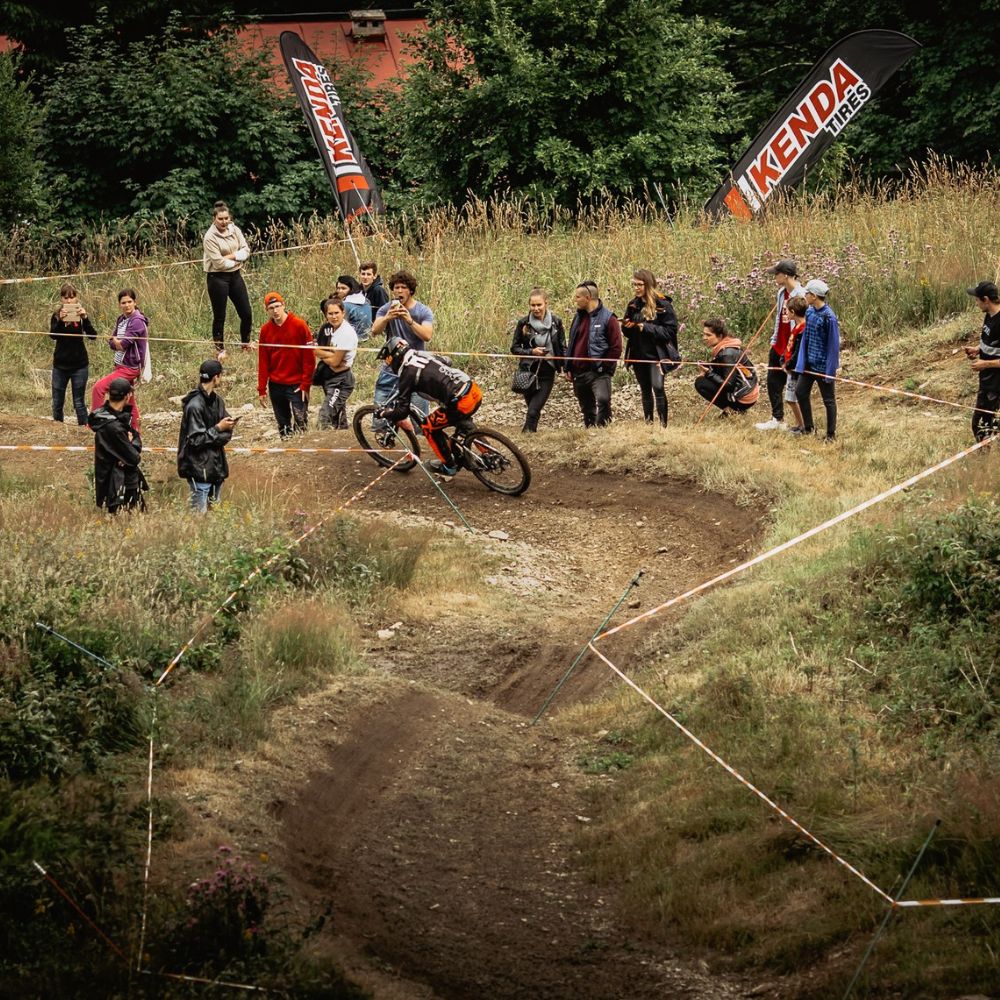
[38,11,330,230]
[679,0,1000,177]
[393,0,739,207]
[0,52,41,226]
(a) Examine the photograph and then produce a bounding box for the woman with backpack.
[622,268,679,426]
[693,317,760,415]
[510,287,566,432]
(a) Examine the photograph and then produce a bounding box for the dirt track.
[259,438,763,998]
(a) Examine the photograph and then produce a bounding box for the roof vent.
[349,9,387,40]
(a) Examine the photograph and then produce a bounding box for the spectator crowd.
[40,204,999,514]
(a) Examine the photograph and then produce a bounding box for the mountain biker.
[376,336,483,478]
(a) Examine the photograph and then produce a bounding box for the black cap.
[966,280,999,301]
[767,259,799,277]
[107,376,134,401]
[199,359,224,382]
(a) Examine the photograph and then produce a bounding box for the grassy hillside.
[1,167,998,996]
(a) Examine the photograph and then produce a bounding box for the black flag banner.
[705,30,920,220]
[280,30,384,222]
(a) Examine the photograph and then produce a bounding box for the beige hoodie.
[203,223,250,274]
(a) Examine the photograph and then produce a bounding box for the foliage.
[395,0,738,207]
[173,846,271,969]
[37,11,328,230]
[680,0,1000,180]
[0,52,41,226]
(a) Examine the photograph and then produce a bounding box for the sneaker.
[216,348,227,361]
[754,417,783,431]
[822,435,837,445]
[789,426,810,435]
[240,342,251,352]
[427,460,458,478]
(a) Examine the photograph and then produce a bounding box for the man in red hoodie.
[257,291,315,437]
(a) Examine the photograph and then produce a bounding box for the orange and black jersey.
[382,352,475,421]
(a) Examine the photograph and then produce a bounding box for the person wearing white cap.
[793,278,840,441]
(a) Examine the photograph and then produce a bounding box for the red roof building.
[244,12,427,89]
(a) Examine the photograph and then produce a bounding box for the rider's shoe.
[427,459,458,478]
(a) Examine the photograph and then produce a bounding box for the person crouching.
[694,318,760,415]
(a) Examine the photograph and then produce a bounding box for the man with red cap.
[257,291,315,437]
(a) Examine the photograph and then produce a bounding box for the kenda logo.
[735,59,871,209]
[291,57,369,191]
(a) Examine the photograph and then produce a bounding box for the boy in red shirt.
[783,295,808,433]
[257,291,316,437]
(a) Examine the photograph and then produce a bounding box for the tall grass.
[2,159,998,419]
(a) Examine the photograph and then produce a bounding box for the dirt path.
[259,437,763,997]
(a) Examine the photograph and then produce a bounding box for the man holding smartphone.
[370,270,434,427]
[177,359,237,513]
[257,291,316,437]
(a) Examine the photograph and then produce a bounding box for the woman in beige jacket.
[202,200,253,357]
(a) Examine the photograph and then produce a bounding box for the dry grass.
[2,159,998,422]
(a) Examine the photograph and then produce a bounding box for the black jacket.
[364,275,390,310]
[50,312,97,371]
[87,403,144,511]
[177,387,232,484]
[622,295,679,364]
[382,352,472,422]
[510,314,566,376]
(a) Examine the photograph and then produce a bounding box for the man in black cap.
[177,359,237,512]
[964,280,1000,442]
[87,376,146,513]
[756,259,805,431]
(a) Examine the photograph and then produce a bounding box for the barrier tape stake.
[35,622,116,670]
[392,426,473,532]
[843,820,940,1000]
[531,570,644,725]
[32,860,128,963]
[137,690,158,971]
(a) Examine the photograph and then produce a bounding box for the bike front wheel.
[462,429,531,496]
[352,404,421,472]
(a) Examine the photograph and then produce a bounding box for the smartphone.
[230,414,242,424]
[389,299,401,310]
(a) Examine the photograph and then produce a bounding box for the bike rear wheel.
[352,404,421,472]
[462,429,531,495]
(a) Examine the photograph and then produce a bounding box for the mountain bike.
[352,403,531,496]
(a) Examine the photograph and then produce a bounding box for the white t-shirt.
[330,320,358,369]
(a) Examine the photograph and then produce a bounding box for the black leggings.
[522,376,554,431]
[206,270,253,348]
[795,368,837,438]
[632,362,668,425]
[972,385,999,442]
[766,346,787,421]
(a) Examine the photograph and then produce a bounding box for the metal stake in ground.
[531,570,644,725]
[392,426,474,532]
[842,819,941,1000]
[35,622,116,670]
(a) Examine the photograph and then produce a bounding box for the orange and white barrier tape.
[585,645,895,903]
[0,234,368,286]
[595,433,996,643]
[895,895,1000,908]
[0,444,403,456]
